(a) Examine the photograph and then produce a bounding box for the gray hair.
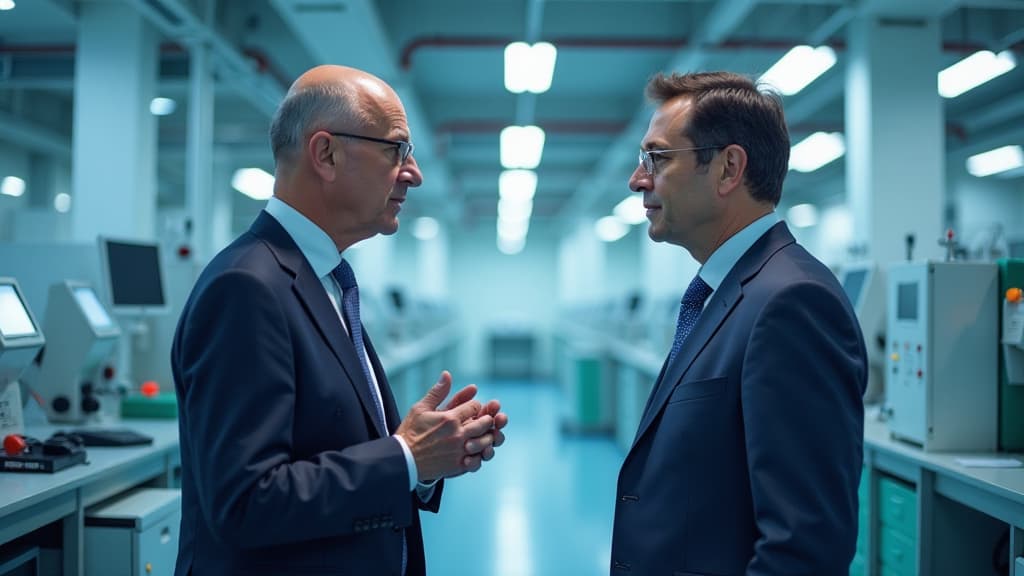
[269,83,372,163]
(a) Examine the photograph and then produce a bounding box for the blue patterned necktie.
[668,275,713,364]
[331,259,387,433]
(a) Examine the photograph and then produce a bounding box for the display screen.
[0,284,37,338]
[73,286,114,329]
[103,240,166,307]
[897,282,918,321]
[841,270,868,307]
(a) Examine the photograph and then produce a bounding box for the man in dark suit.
[171,65,507,576]
[610,72,866,575]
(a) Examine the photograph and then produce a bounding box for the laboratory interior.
[1,0,1023,575]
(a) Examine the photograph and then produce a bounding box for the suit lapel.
[251,212,389,438]
[630,222,797,450]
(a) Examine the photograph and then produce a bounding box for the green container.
[998,258,1024,451]
[879,477,917,540]
[121,392,178,419]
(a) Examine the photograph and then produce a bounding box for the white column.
[557,218,606,305]
[846,14,944,265]
[185,38,216,261]
[71,3,159,242]
[416,227,449,300]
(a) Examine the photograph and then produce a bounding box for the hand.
[395,371,495,481]
[464,399,508,463]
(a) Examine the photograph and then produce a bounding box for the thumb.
[418,371,452,411]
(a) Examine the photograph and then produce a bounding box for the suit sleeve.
[741,280,866,576]
[175,269,411,548]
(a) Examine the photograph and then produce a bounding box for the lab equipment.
[0,278,45,437]
[885,261,998,451]
[99,237,168,315]
[998,258,1024,451]
[837,262,886,404]
[31,281,121,423]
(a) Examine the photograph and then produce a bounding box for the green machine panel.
[998,258,1024,451]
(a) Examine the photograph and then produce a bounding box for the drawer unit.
[879,478,917,540]
[85,488,181,576]
[879,526,915,576]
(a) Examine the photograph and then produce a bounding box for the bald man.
[171,65,508,576]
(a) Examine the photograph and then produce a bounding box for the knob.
[81,395,100,413]
[52,396,71,413]
[3,434,26,456]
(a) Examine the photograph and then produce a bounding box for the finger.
[493,412,509,430]
[465,432,494,455]
[481,446,495,461]
[492,429,506,448]
[478,399,501,418]
[462,415,494,437]
[444,385,479,411]
[450,399,483,423]
[418,371,453,410]
[463,454,482,473]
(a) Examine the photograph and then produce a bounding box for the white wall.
[947,169,1024,253]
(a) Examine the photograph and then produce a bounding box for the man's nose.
[629,164,651,193]
[400,155,423,187]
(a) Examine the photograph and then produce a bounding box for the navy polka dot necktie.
[331,259,387,433]
[669,275,713,364]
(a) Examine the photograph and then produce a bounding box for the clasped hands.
[395,371,508,482]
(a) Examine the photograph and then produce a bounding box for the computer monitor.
[98,237,168,315]
[0,278,45,382]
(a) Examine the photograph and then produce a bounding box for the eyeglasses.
[329,132,415,165]
[638,146,722,175]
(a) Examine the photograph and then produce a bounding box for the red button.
[3,434,26,456]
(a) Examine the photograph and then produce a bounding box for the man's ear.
[308,131,342,182]
[717,144,748,197]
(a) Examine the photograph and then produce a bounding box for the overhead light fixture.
[595,216,629,242]
[497,218,529,240]
[1,176,25,197]
[0,0,15,11]
[613,196,646,225]
[498,197,533,222]
[938,50,1017,98]
[53,192,71,213]
[412,217,440,240]
[786,203,819,228]
[966,145,1024,177]
[231,168,275,200]
[497,235,526,255]
[789,132,845,173]
[149,97,177,116]
[500,125,545,169]
[759,45,836,96]
[504,41,557,94]
[498,169,537,201]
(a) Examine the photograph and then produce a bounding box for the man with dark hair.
[172,64,507,576]
[610,71,866,575]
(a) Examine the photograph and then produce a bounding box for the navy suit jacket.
[171,212,441,576]
[611,222,866,576]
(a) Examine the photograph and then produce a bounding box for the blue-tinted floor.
[421,379,624,576]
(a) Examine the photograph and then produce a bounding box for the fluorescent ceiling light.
[497,235,526,255]
[231,168,275,200]
[498,197,533,222]
[0,0,15,11]
[497,218,529,240]
[789,132,845,173]
[54,192,71,213]
[966,145,1024,177]
[786,203,818,228]
[412,217,440,240]
[504,41,557,94]
[613,195,646,225]
[499,169,537,201]
[500,126,545,169]
[149,97,177,116]
[759,45,836,96]
[595,216,629,242]
[1,176,25,197]
[938,50,1016,98]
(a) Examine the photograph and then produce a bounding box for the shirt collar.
[699,212,780,291]
[264,196,341,279]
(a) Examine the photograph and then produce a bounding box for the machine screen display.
[841,270,867,307]
[104,240,166,307]
[897,282,918,321]
[73,287,114,329]
[0,285,37,338]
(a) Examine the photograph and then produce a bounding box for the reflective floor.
[421,380,624,576]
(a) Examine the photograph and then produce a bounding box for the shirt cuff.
[393,435,418,492]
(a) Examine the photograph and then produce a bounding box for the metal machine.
[31,281,121,423]
[0,278,45,436]
[885,261,998,451]
[838,262,886,404]
[998,258,1024,451]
